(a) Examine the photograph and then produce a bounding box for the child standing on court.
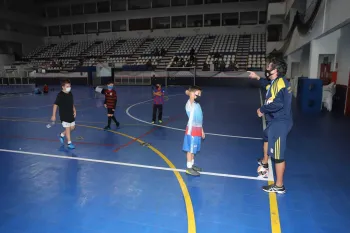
[183,86,205,176]
[51,79,76,149]
[103,80,120,130]
[152,83,165,124]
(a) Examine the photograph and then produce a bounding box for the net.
[165,66,196,86]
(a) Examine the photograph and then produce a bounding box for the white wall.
[336,23,350,86]
[0,54,15,67]
[308,29,340,78]
[285,0,350,56]
[286,43,310,78]
[46,25,266,43]
[267,2,286,21]
[0,30,44,55]
[43,1,267,26]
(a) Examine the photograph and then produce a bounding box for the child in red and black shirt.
[102,81,120,130]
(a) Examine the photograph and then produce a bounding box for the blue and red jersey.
[185,100,203,137]
[153,88,165,105]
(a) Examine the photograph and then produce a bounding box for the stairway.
[235,35,251,71]
[80,41,100,57]
[105,40,126,56]
[155,38,184,71]
[195,37,215,70]
[126,39,153,65]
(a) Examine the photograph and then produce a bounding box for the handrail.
[270,0,323,56]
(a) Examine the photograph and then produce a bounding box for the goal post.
[165,66,197,87]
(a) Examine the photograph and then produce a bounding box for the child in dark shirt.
[102,81,120,130]
[152,83,165,124]
[51,79,76,149]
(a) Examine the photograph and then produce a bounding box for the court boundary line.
[0,117,197,233]
[126,94,263,140]
[259,89,281,233]
[0,149,269,181]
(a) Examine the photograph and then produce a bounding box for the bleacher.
[20,34,266,72]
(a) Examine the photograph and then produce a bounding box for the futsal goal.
[165,66,197,87]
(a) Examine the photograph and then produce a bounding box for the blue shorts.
[265,121,292,160]
[182,135,201,154]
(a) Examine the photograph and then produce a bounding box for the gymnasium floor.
[0,85,349,233]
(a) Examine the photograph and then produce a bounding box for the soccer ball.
[257,165,268,178]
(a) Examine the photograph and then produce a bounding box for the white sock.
[68,141,72,144]
[187,162,192,169]
[191,159,194,166]
[60,133,64,137]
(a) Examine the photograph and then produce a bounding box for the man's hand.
[51,116,56,122]
[257,108,264,117]
[104,104,107,108]
[112,109,115,112]
[202,130,205,139]
[73,111,77,118]
[248,71,260,80]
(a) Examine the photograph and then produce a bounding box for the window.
[267,24,282,41]
[49,26,60,36]
[71,4,83,15]
[187,0,203,5]
[171,16,186,28]
[259,11,267,24]
[73,23,85,35]
[60,25,72,35]
[129,18,151,31]
[205,0,220,4]
[97,1,110,13]
[59,6,70,17]
[111,0,126,11]
[171,0,186,6]
[222,12,239,26]
[47,7,58,18]
[112,20,127,31]
[128,0,151,10]
[98,21,111,33]
[153,17,170,29]
[85,22,98,34]
[152,0,170,8]
[240,11,258,25]
[204,14,220,27]
[187,15,203,27]
[84,3,96,14]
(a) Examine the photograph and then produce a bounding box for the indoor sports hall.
[1,0,350,232]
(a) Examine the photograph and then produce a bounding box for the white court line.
[259,89,274,181]
[0,149,270,181]
[126,94,263,140]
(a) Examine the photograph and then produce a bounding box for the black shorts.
[107,108,115,115]
[264,121,292,160]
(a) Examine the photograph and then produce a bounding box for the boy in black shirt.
[51,79,76,149]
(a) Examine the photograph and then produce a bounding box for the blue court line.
[126,94,264,140]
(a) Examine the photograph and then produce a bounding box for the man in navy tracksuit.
[249,58,292,194]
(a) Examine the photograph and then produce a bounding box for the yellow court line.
[268,180,281,233]
[259,89,282,233]
[0,118,197,233]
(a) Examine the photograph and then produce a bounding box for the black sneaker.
[186,168,200,176]
[116,122,120,128]
[104,126,111,131]
[192,165,202,172]
[262,184,286,194]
